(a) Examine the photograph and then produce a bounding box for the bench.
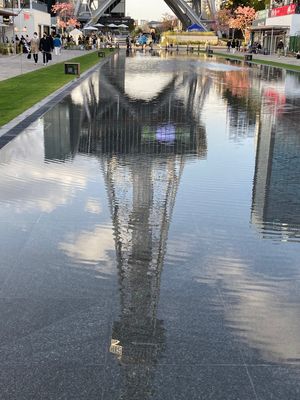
[64,63,80,76]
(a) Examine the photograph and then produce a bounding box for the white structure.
[1,0,51,40]
[266,9,300,36]
[251,4,300,53]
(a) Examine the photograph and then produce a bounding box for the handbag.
[47,52,52,61]
[27,53,31,59]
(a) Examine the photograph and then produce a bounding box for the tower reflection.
[41,53,210,397]
[77,55,209,396]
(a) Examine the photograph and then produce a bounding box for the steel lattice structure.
[74,0,216,30]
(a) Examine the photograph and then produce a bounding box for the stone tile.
[159,332,244,365]
[0,219,37,285]
[156,365,256,400]
[248,366,300,400]
[0,363,105,400]
[240,342,300,366]
[0,299,112,365]
[102,362,256,400]
[1,220,117,298]
[1,256,116,298]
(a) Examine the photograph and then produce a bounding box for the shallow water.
[1,51,300,399]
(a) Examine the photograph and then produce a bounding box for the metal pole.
[270,28,273,55]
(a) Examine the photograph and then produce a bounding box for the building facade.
[0,0,51,40]
[251,1,300,53]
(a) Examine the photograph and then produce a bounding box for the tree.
[161,13,179,32]
[215,9,233,37]
[51,2,80,32]
[229,6,256,41]
[222,0,267,11]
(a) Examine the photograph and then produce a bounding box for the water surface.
[1,51,300,399]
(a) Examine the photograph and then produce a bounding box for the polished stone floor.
[1,52,300,399]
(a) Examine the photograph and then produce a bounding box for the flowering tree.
[214,9,233,37]
[229,6,256,41]
[51,2,80,31]
[161,13,179,32]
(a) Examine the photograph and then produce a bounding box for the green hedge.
[289,36,300,52]
[163,31,215,36]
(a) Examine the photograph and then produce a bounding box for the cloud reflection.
[0,121,88,214]
[59,226,115,269]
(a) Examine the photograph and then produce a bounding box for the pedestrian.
[227,40,231,53]
[151,31,156,44]
[20,35,30,54]
[39,32,54,66]
[231,38,236,54]
[257,42,262,54]
[30,32,40,65]
[276,39,284,58]
[92,35,97,49]
[126,35,131,50]
[53,34,62,56]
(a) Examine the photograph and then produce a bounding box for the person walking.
[20,35,30,54]
[231,38,236,54]
[126,35,131,50]
[276,39,284,58]
[39,32,54,66]
[30,32,40,65]
[227,40,231,53]
[53,34,62,56]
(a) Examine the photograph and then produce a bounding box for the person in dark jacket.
[226,40,231,53]
[39,33,54,65]
[276,39,284,58]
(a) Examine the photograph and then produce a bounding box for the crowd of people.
[63,32,124,49]
[10,31,118,66]
[226,39,243,54]
[13,32,62,65]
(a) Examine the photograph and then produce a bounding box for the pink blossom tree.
[229,6,256,41]
[215,9,233,37]
[51,3,80,32]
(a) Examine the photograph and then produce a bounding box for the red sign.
[271,4,297,17]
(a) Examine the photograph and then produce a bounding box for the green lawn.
[0,49,113,127]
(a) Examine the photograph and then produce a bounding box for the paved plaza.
[0,49,92,81]
[215,48,300,67]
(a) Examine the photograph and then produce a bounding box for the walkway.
[212,47,300,68]
[0,49,92,81]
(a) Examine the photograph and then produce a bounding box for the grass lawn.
[0,49,113,127]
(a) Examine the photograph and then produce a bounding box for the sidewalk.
[212,48,300,68]
[0,49,92,81]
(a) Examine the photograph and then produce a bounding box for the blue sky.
[126,0,174,20]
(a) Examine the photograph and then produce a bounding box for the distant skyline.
[126,0,174,20]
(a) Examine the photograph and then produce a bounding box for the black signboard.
[64,63,80,76]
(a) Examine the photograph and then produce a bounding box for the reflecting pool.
[1,51,300,399]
